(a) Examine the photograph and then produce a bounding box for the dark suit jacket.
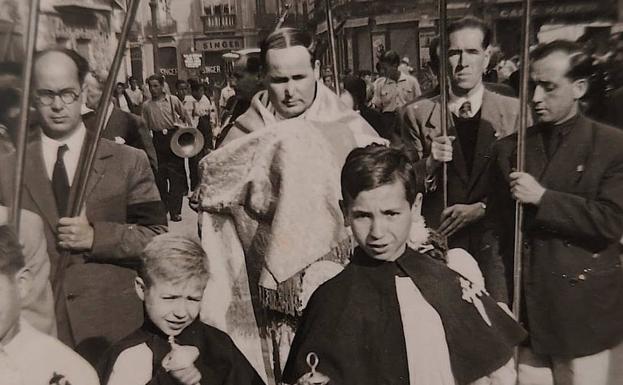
[400,90,521,302]
[487,114,623,357]
[84,107,158,173]
[0,131,167,359]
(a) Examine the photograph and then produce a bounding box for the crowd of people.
[0,14,623,385]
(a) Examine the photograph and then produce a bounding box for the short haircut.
[116,82,125,88]
[358,69,371,78]
[146,74,165,85]
[138,234,209,288]
[380,50,401,67]
[530,40,593,81]
[0,225,25,276]
[341,145,417,206]
[189,79,204,93]
[34,48,90,85]
[260,27,316,69]
[342,75,367,108]
[447,16,492,49]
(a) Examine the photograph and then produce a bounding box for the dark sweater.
[453,109,482,174]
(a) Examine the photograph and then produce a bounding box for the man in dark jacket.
[401,17,521,303]
[487,40,623,385]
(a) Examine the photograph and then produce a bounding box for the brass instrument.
[170,124,205,158]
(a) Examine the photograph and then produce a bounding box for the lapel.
[23,139,59,231]
[83,136,111,201]
[66,133,112,211]
[425,99,469,185]
[466,90,501,193]
[540,116,592,190]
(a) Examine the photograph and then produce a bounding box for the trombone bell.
[170,126,205,158]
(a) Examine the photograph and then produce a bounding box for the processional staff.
[324,0,340,95]
[9,0,40,233]
[437,0,449,208]
[513,0,532,324]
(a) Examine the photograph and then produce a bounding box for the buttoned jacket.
[487,115,623,356]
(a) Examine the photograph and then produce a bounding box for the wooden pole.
[149,0,160,74]
[324,0,340,95]
[513,0,532,323]
[9,0,40,233]
[438,0,449,208]
[68,0,141,217]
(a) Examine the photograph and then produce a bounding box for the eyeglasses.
[35,89,80,106]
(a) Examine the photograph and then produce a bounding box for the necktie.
[52,144,70,216]
[458,101,472,118]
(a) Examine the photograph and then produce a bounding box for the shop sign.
[183,53,202,68]
[497,2,605,18]
[160,67,178,76]
[195,38,243,52]
[203,65,222,74]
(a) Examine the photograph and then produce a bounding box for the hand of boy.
[169,365,202,385]
[162,338,201,385]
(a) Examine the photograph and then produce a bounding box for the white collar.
[448,83,484,117]
[40,122,87,183]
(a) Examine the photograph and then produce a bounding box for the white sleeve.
[106,343,153,385]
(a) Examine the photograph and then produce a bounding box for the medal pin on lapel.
[576,164,584,172]
[459,277,492,327]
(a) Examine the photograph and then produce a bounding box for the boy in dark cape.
[98,234,264,385]
[283,145,526,385]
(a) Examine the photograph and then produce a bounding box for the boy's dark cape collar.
[350,247,527,384]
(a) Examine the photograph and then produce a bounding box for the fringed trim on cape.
[259,236,354,317]
[258,217,447,317]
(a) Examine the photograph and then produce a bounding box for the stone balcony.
[202,14,237,32]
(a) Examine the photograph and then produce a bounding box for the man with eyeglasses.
[0,48,167,362]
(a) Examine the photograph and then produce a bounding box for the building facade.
[307,0,620,76]
[36,0,128,78]
[129,0,297,88]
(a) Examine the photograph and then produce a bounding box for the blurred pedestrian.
[142,74,192,222]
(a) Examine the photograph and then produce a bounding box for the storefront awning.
[316,17,370,34]
[53,0,113,13]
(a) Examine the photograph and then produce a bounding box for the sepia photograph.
[1,0,623,384]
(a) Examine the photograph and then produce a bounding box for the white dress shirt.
[40,123,87,185]
[0,318,99,385]
[448,83,484,118]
